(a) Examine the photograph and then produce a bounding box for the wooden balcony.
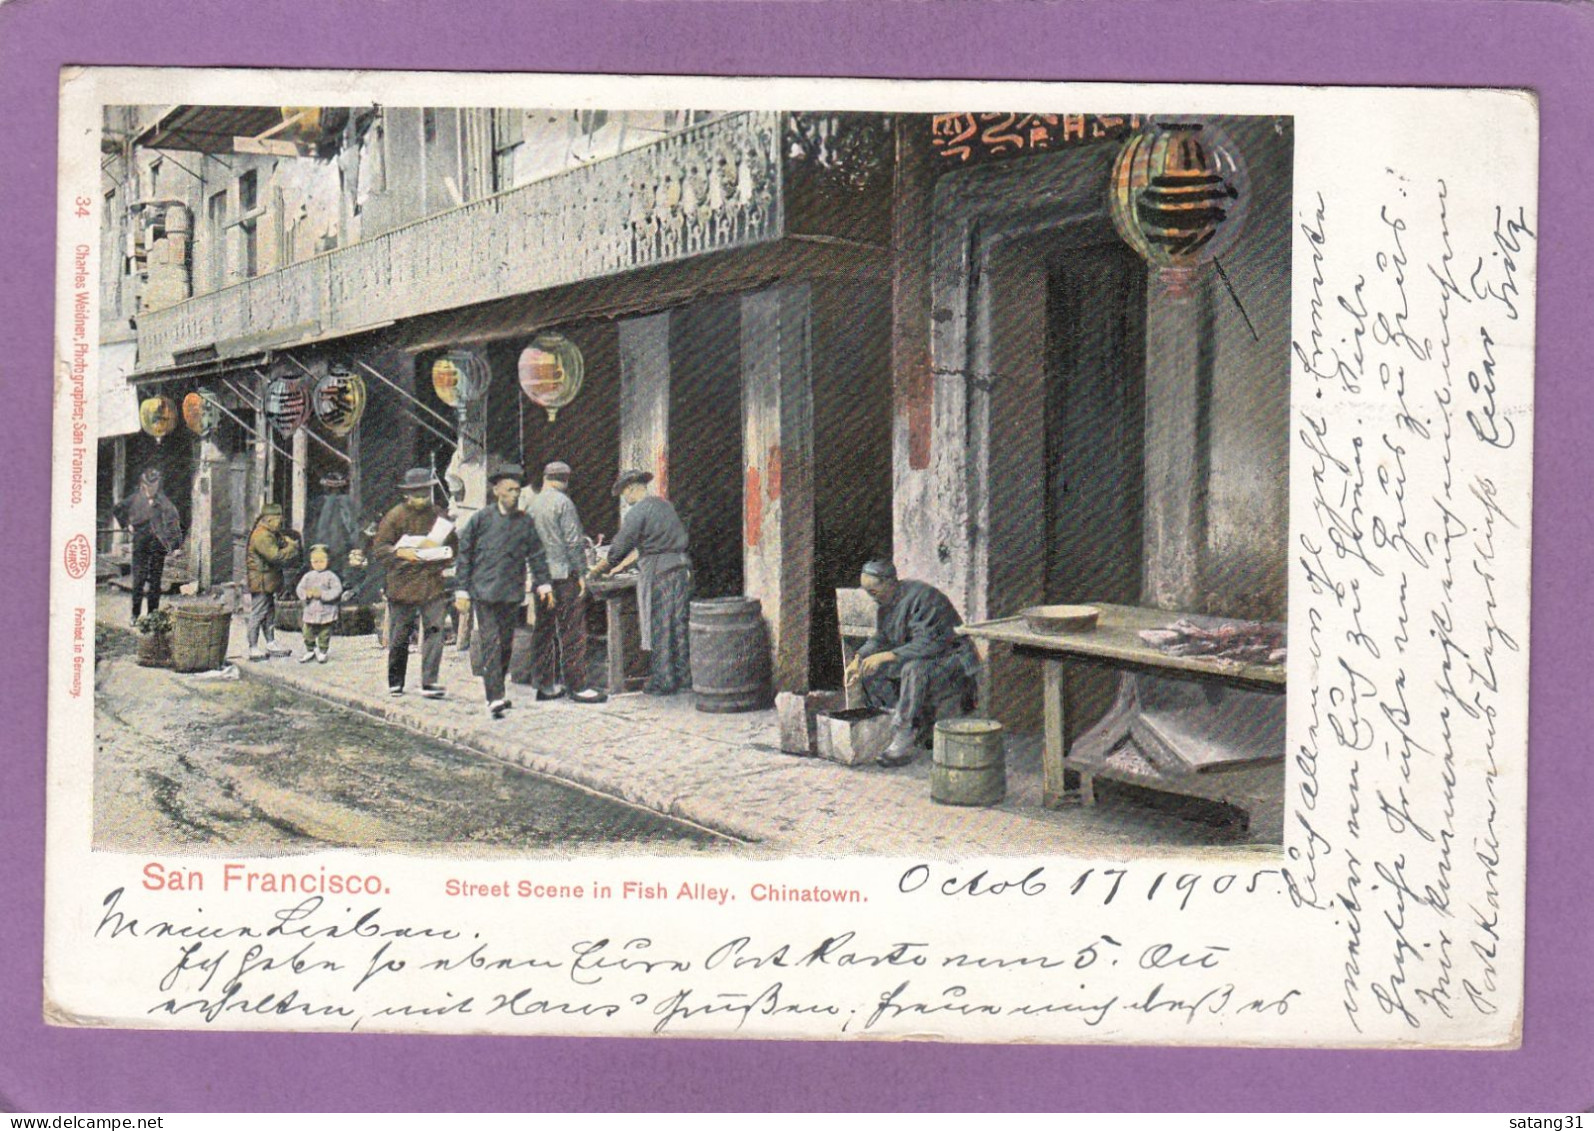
[136,110,788,371]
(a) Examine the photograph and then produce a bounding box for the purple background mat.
[2,0,1589,1112]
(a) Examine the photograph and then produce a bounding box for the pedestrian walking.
[295,544,345,664]
[113,467,183,624]
[373,468,457,698]
[455,463,554,718]
[587,469,692,696]
[524,460,606,704]
[245,502,298,660]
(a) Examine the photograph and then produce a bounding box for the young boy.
[295,543,345,664]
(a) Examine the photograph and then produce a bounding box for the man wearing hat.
[454,462,554,718]
[588,469,692,696]
[373,468,458,697]
[113,466,183,624]
[523,460,605,704]
[245,502,298,660]
[844,559,979,767]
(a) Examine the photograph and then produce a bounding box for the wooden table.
[958,604,1285,818]
[588,573,648,695]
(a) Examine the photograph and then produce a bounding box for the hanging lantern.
[138,395,178,440]
[313,365,367,437]
[518,333,585,422]
[1109,121,1249,293]
[181,389,221,437]
[431,351,487,408]
[264,376,310,436]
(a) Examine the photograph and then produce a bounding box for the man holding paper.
[454,462,555,718]
[374,467,458,698]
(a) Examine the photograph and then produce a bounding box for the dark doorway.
[668,297,744,599]
[1044,240,1147,607]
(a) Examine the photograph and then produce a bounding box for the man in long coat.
[845,559,979,766]
[587,469,691,696]
[374,467,458,698]
[454,463,554,718]
[114,467,183,624]
[524,460,605,704]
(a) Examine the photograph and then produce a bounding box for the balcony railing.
[137,110,785,371]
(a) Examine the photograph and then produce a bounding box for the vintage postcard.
[45,68,1535,1047]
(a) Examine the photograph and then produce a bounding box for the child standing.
[295,544,344,664]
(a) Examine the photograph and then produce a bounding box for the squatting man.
[844,559,979,767]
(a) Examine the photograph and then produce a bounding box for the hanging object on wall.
[1109,120,1249,294]
[138,394,178,440]
[181,389,221,437]
[264,376,311,436]
[431,351,488,409]
[313,364,367,437]
[518,333,585,422]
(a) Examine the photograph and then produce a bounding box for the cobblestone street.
[96,591,1274,859]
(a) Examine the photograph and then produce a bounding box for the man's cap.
[488,461,527,486]
[320,471,349,489]
[139,467,163,485]
[611,468,654,497]
[260,502,285,518]
[861,559,898,582]
[397,467,436,493]
[543,460,572,479]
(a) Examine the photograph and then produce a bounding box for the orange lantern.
[181,389,221,436]
[518,334,585,422]
[431,352,486,409]
[1110,120,1249,291]
[139,395,178,439]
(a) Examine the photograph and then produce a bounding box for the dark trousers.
[532,578,590,692]
[130,529,167,621]
[646,567,693,695]
[862,654,973,734]
[387,596,447,689]
[474,600,522,702]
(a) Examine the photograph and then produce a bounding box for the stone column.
[1141,272,1214,612]
[617,312,671,525]
[740,284,814,694]
[291,427,309,534]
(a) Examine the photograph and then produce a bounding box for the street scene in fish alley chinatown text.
[91,104,1293,859]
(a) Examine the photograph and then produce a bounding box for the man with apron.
[587,469,691,696]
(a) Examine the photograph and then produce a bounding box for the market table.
[587,572,648,695]
[958,603,1286,835]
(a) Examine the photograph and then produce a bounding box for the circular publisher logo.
[64,534,92,579]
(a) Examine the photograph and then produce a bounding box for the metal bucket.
[932,718,1006,806]
[690,596,772,713]
[169,601,233,672]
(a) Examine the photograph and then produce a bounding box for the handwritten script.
[1291,172,1533,1037]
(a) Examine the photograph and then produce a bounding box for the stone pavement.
[99,591,1271,858]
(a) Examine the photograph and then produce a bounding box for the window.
[237,172,259,280]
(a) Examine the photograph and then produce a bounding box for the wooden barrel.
[169,601,233,672]
[690,596,772,713]
[932,718,1006,806]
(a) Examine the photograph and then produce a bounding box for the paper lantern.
[138,395,178,439]
[313,366,366,437]
[181,389,221,436]
[1110,121,1249,282]
[264,377,310,436]
[518,334,585,422]
[431,352,487,408]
